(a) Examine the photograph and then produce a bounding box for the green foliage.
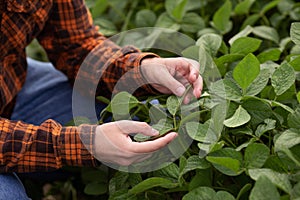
[29,0,300,199]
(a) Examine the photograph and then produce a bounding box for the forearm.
[0,118,98,173]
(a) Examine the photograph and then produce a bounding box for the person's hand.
[94,120,177,166]
[141,57,203,104]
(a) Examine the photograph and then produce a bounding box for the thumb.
[116,120,159,136]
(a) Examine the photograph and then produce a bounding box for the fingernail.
[176,86,185,96]
[151,128,159,136]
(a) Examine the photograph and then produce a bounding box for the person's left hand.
[140,57,203,104]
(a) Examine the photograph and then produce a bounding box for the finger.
[192,75,203,98]
[154,66,187,96]
[130,132,178,153]
[116,120,159,136]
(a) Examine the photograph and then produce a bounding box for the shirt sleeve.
[37,0,159,99]
[0,117,98,173]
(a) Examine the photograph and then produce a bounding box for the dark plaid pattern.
[0,0,157,172]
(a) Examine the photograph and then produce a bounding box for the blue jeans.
[1,58,105,199]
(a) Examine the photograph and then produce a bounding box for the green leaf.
[111,91,139,119]
[91,0,108,18]
[289,55,300,71]
[233,53,260,92]
[84,182,107,195]
[228,25,253,45]
[234,0,255,15]
[181,45,200,60]
[210,79,242,101]
[154,163,179,181]
[207,148,243,176]
[186,121,218,143]
[297,92,300,103]
[245,69,270,96]
[224,105,251,128]
[287,107,300,129]
[230,37,262,55]
[249,176,280,200]
[212,0,232,34]
[255,118,276,137]
[93,18,117,36]
[181,13,205,33]
[275,129,300,152]
[248,168,292,193]
[135,9,157,27]
[257,48,281,63]
[179,155,210,179]
[167,95,180,116]
[290,22,300,45]
[183,187,216,200]
[252,26,279,44]
[216,191,235,200]
[261,0,280,14]
[165,0,188,21]
[244,143,269,169]
[242,98,273,126]
[241,14,260,30]
[128,177,178,194]
[196,33,222,56]
[271,63,295,96]
[155,12,180,30]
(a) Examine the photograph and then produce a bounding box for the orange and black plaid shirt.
[0,0,157,172]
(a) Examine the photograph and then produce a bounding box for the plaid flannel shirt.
[0,0,157,172]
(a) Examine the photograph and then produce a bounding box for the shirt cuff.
[60,124,99,167]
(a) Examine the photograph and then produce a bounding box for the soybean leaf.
[91,0,108,18]
[182,45,200,60]
[209,79,242,101]
[230,37,262,55]
[244,143,269,169]
[84,182,107,195]
[224,105,251,128]
[181,13,205,33]
[207,148,243,176]
[186,121,218,143]
[255,118,276,137]
[242,98,273,126]
[155,12,180,30]
[128,177,178,195]
[212,0,232,34]
[291,22,300,46]
[271,63,295,96]
[233,53,260,92]
[289,55,300,71]
[167,95,180,116]
[135,9,157,27]
[260,0,280,15]
[287,107,300,129]
[257,48,281,63]
[165,0,187,21]
[234,0,255,15]
[196,33,222,57]
[249,176,280,200]
[154,163,179,181]
[241,14,260,30]
[182,187,216,200]
[275,129,300,152]
[111,92,140,119]
[179,155,210,179]
[291,182,300,199]
[216,191,235,200]
[248,168,292,194]
[252,26,279,44]
[245,68,270,96]
[229,25,253,45]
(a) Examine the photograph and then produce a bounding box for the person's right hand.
[94,120,178,166]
